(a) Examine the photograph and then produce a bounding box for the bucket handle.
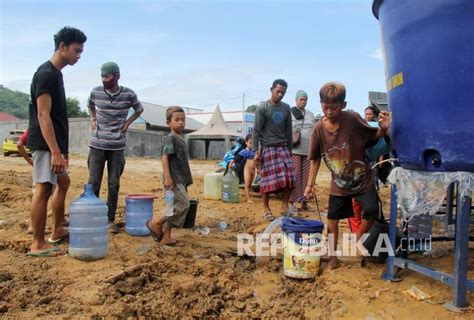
[312,191,322,222]
[187,185,200,203]
[297,192,322,221]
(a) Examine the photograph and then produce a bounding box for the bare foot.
[160,239,184,247]
[50,227,69,242]
[246,199,254,204]
[325,258,341,270]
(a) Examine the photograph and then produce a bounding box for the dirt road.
[0,154,472,318]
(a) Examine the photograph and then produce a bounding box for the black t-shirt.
[27,61,69,153]
[162,133,193,186]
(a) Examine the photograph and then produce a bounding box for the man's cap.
[101,62,120,75]
[295,90,308,100]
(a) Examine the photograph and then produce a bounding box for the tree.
[66,97,88,117]
[245,104,258,113]
[0,85,29,119]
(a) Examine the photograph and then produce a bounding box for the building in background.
[187,108,254,136]
[128,102,204,133]
[368,91,388,112]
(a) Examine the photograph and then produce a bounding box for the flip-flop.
[48,231,69,244]
[263,211,275,221]
[146,219,163,242]
[27,246,65,257]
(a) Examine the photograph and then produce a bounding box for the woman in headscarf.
[289,90,316,213]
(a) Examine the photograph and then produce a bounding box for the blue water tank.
[125,194,156,236]
[69,184,108,260]
[373,0,474,172]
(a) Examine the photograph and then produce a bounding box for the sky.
[0,0,386,116]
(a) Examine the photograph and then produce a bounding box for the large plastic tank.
[69,184,108,260]
[373,0,474,172]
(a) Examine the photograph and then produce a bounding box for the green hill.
[0,85,30,119]
[0,85,88,119]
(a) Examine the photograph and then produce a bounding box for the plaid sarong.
[259,146,295,193]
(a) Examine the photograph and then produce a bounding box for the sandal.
[146,219,163,242]
[263,211,275,221]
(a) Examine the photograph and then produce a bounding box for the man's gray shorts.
[32,150,68,185]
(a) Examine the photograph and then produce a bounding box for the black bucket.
[363,220,404,263]
[183,199,198,229]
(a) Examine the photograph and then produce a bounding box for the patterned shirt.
[308,111,378,196]
[88,86,143,150]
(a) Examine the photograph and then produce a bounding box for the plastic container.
[125,194,157,236]
[164,189,174,217]
[282,217,324,279]
[373,0,474,172]
[69,184,108,261]
[363,220,405,263]
[204,172,223,200]
[183,199,198,229]
[221,166,240,203]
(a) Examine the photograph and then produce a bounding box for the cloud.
[369,48,384,60]
[135,63,281,111]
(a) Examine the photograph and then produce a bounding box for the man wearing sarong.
[252,79,296,221]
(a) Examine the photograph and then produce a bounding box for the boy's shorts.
[328,188,382,220]
[164,183,190,228]
[32,150,68,185]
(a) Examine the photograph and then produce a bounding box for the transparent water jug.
[204,172,223,200]
[125,194,157,236]
[221,166,240,203]
[164,189,174,217]
[69,184,108,261]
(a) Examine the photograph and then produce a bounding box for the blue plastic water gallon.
[281,217,325,279]
[373,0,474,172]
[69,184,108,261]
[125,194,157,236]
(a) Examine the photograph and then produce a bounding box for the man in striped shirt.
[88,62,144,233]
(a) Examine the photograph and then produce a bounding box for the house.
[0,112,20,122]
[128,102,204,133]
[368,91,388,112]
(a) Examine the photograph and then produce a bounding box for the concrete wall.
[1,118,227,159]
[189,140,226,160]
[0,120,28,143]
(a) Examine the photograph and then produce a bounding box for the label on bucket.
[283,231,322,279]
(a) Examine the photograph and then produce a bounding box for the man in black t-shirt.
[27,27,87,257]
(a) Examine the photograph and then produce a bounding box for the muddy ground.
[0,154,473,319]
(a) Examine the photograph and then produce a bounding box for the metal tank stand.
[382,184,473,312]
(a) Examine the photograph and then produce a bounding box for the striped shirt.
[88,86,144,150]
